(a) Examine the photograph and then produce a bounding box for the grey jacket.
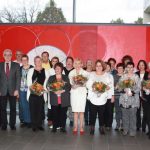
[119,73,141,108]
[0,62,21,96]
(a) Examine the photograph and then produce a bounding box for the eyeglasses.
[4,54,12,57]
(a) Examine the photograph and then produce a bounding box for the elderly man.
[0,49,21,130]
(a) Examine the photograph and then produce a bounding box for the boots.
[90,126,95,135]
[99,126,105,135]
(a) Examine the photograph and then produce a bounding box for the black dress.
[29,68,45,130]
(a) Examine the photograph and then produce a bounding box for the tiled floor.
[0,119,149,150]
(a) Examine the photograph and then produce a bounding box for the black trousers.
[0,94,16,127]
[90,102,105,127]
[142,100,147,130]
[51,105,68,129]
[104,99,114,127]
[136,98,142,129]
[29,95,44,129]
[47,108,53,121]
[136,98,148,130]
[147,103,150,135]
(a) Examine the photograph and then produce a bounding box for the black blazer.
[47,74,71,107]
[136,71,149,81]
[136,71,150,102]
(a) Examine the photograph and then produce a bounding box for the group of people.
[0,49,150,140]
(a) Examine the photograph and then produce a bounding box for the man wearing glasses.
[0,49,21,130]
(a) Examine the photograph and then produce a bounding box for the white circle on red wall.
[27,45,67,66]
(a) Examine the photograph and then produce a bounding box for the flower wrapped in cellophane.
[118,78,135,90]
[30,82,45,96]
[142,80,150,95]
[92,81,107,97]
[142,80,150,89]
[47,80,65,92]
[72,75,88,87]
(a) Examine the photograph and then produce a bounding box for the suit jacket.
[136,71,149,81]
[0,62,21,96]
[47,74,71,107]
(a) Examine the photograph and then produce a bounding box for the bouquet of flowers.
[47,80,65,92]
[142,80,150,95]
[118,78,135,90]
[142,80,150,89]
[30,82,45,96]
[92,81,107,97]
[118,78,135,96]
[72,75,88,87]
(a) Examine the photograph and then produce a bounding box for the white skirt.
[70,87,87,112]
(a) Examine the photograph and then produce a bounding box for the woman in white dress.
[69,58,88,135]
[87,60,114,135]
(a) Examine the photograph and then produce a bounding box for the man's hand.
[14,90,19,98]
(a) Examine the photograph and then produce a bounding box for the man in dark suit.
[0,49,21,130]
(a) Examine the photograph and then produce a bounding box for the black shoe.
[60,128,67,133]
[51,128,57,133]
[69,121,73,127]
[90,127,95,135]
[32,128,37,132]
[85,121,89,126]
[142,128,146,132]
[38,127,44,131]
[1,126,7,131]
[99,127,105,135]
[137,128,140,131]
[27,123,31,128]
[20,123,27,128]
[10,126,16,130]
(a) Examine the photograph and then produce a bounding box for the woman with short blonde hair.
[69,58,88,135]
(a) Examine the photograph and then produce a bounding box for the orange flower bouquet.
[72,75,88,87]
[142,80,150,95]
[30,82,45,96]
[118,78,135,90]
[47,80,65,92]
[92,81,107,97]
[142,80,150,89]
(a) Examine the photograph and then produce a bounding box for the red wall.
[0,24,148,64]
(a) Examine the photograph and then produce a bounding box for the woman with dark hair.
[47,62,71,133]
[108,58,117,75]
[121,55,133,66]
[114,63,125,131]
[64,57,74,127]
[19,55,33,128]
[47,56,59,128]
[142,73,150,139]
[119,62,141,137]
[136,60,149,132]
[104,61,115,130]
[87,60,114,135]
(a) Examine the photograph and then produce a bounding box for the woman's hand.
[72,84,80,89]
[106,86,110,90]
[111,95,115,103]
[55,90,65,95]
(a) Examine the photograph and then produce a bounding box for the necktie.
[6,63,10,78]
